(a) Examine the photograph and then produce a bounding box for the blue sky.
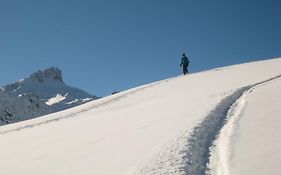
[1,0,280,96]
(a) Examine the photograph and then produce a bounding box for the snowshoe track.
[184,74,281,175]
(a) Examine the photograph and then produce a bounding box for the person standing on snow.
[180,53,190,75]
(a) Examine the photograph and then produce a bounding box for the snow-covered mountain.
[0,58,280,175]
[0,67,97,125]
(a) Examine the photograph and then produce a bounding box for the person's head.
[182,53,186,56]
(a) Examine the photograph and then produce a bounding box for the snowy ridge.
[0,58,281,175]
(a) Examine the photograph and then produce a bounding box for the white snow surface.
[0,58,281,175]
[46,93,68,105]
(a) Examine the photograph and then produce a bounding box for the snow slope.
[0,58,280,175]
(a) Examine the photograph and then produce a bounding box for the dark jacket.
[180,56,190,66]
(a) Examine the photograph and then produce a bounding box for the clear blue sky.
[1,0,280,96]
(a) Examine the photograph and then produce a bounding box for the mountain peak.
[1,66,97,125]
[30,67,64,83]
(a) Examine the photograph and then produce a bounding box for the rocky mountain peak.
[30,66,64,83]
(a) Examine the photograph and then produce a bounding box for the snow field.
[0,58,281,175]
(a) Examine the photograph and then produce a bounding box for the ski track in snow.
[133,74,281,175]
[185,75,281,175]
[0,77,177,135]
[184,87,249,175]
[133,87,249,175]
[206,75,281,175]
[206,88,248,175]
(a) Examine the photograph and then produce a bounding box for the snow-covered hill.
[0,67,97,125]
[0,58,280,175]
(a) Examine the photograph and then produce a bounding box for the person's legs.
[183,65,187,75]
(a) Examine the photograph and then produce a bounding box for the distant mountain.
[0,67,97,125]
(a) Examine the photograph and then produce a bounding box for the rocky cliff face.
[0,90,51,125]
[30,66,64,83]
